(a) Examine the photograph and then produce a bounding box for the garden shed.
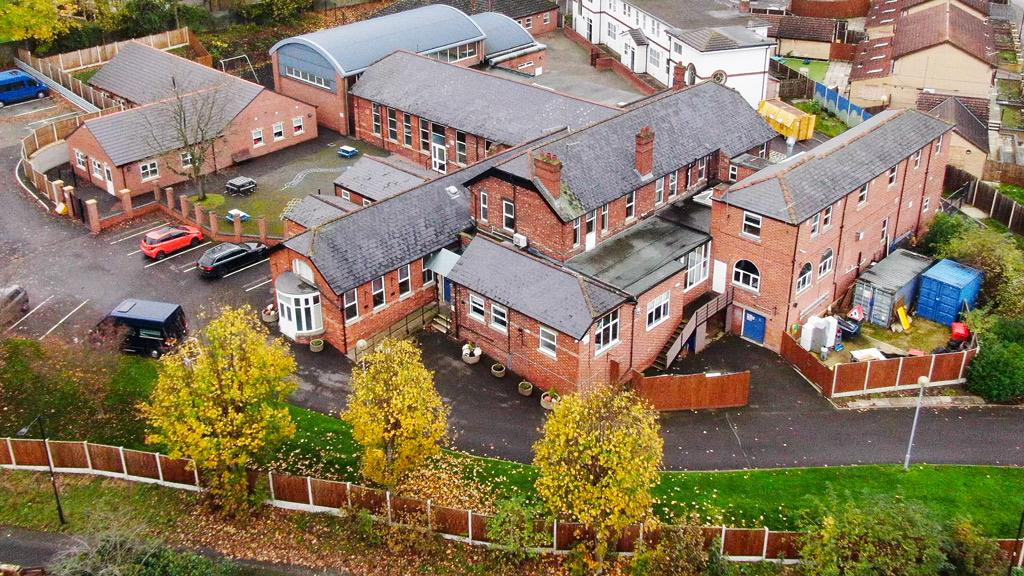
[916,259,983,326]
[852,249,934,327]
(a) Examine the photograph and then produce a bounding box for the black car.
[197,242,268,278]
[99,299,187,358]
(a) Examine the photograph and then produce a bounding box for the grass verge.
[791,100,848,138]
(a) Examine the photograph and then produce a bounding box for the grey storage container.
[852,249,934,327]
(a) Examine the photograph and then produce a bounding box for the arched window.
[796,263,813,293]
[819,249,834,277]
[732,260,760,292]
[685,63,696,86]
[292,259,314,285]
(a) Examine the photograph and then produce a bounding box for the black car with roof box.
[100,299,187,357]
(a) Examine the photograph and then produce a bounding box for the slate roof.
[892,3,994,64]
[448,237,625,338]
[917,93,990,152]
[283,194,355,229]
[469,12,540,58]
[89,42,259,106]
[677,25,774,51]
[490,81,776,221]
[720,109,953,224]
[627,0,768,32]
[333,156,429,202]
[759,14,836,43]
[627,28,650,46]
[350,51,617,145]
[374,0,557,21]
[284,130,567,295]
[82,83,260,167]
[269,5,486,78]
[567,204,710,295]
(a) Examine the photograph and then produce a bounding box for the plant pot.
[540,391,560,410]
[261,309,278,323]
[518,381,533,397]
[491,363,506,378]
[309,339,324,353]
[462,352,481,365]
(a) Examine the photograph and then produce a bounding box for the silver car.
[0,285,29,326]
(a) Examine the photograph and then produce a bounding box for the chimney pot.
[635,127,655,177]
[532,151,563,199]
[672,64,686,90]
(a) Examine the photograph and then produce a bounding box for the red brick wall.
[714,131,951,351]
[630,267,711,369]
[351,95,490,173]
[269,248,348,351]
[272,53,349,134]
[790,0,869,18]
[493,49,547,76]
[518,9,559,36]
[334,184,370,206]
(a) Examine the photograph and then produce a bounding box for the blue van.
[0,70,49,107]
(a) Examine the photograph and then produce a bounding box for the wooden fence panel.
[897,355,932,386]
[780,334,834,394]
[615,524,642,553]
[159,455,195,485]
[49,441,88,468]
[123,449,160,479]
[87,444,124,474]
[766,531,801,559]
[392,495,427,525]
[556,522,595,550]
[931,351,967,382]
[0,440,13,466]
[864,357,900,390]
[723,528,766,557]
[271,473,310,504]
[469,512,490,542]
[431,506,469,537]
[311,478,348,509]
[834,362,868,394]
[349,485,387,516]
[632,371,750,411]
[10,439,47,466]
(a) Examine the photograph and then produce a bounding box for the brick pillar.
[65,186,77,218]
[51,179,64,205]
[179,195,191,218]
[208,211,219,237]
[257,216,268,244]
[233,215,242,242]
[85,199,101,234]
[165,187,175,208]
[194,203,203,224]
[672,64,685,90]
[120,189,133,217]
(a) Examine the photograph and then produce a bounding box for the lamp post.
[903,376,929,471]
[17,415,66,525]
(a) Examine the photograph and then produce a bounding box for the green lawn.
[72,67,100,84]
[1002,106,1024,131]
[779,57,829,83]
[792,100,848,138]
[998,79,1023,102]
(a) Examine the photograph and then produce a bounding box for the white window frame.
[668,171,678,197]
[684,242,710,290]
[398,264,411,296]
[403,113,413,147]
[625,191,635,220]
[371,275,386,309]
[646,291,670,330]
[936,134,943,154]
[818,248,834,277]
[857,183,869,206]
[655,177,664,205]
[543,11,550,23]
[456,130,467,165]
[479,191,489,222]
[822,206,833,229]
[180,151,193,168]
[810,213,820,237]
[538,325,557,357]
[372,103,381,135]
[912,149,922,169]
[600,204,609,231]
[92,159,103,178]
[573,217,581,246]
[732,259,760,292]
[272,122,284,141]
[728,164,738,182]
[293,116,304,135]
[796,263,812,294]
[922,197,931,213]
[502,199,515,232]
[469,293,486,322]
[343,288,359,323]
[524,16,533,28]
[594,309,620,354]
[387,108,398,141]
[252,128,264,147]
[887,165,898,186]
[490,303,508,333]
[880,217,888,244]
[340,189,351,201]
[75,150,87,169]
[139,160,159,181]
[698,156,708,180]
[293,259,314,284]
[741,212,761,239]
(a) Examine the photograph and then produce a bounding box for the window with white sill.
[538,325,557,357]
[684,242,709,289]
[343,288,358,322]
[646,291,670,330]
[491,303,508,332]
[372,275,386,308]
[398,264,411,296]
[796,262,812,294]
[595,309,620,354]
[469,293,485,321]
[742,212,761,239]
[732,259,760,292]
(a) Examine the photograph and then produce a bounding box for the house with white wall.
[568,0,774,106]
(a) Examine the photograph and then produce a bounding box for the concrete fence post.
[467,509,473,544]
[346,482,352,509]
[82,441,92,470]
[6,438,16,466]
[232,214,242,242]
[552,519,558,551]
[1009,202,1017,230]
[155,452,164,483]
[118,446,129,478]
[268,472,276,500]
[208,211,219,236]
[257,216,268,244]
[386,491,392,524]
[426,499,432,531]
[120,189,133,217]
[85,199,101,234]
[307,477,314,507]
[179,194,190,218]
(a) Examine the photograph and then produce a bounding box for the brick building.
[712,109,953,351]
[349,51,616,173]
[67,42,317,196]
[269,5,546,134]
[374,0,561,36]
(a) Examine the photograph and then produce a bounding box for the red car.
[140,225,203,259]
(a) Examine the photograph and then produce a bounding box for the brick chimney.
[532,151,563,199]
[738,0,751,13]
[712,182,730,199]
[672,64,686,90]
[635,127,655,178]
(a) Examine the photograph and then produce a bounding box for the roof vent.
[445,185,460,199]
[693,190,714,206]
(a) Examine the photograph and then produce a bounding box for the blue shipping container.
[916,259,983,326]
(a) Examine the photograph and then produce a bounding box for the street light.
[903,375,929,471]
[16,415,66,525]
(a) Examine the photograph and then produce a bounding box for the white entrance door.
[430,125,447,174]
[623,45,635,71]
[584,211,597,251]
[103,164,115,195]
[713,260,726,293]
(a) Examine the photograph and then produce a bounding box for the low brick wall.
[631,370,750,411]
[561,27,659,96]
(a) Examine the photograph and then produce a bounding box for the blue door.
[742,310,766,344]
[443,277,453,304]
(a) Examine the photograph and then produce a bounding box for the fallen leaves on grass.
[394,454,496,514]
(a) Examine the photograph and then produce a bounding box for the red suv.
[140,225,203,260]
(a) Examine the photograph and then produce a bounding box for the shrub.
[799,495,946,576]
[967,336,1024,403]
[51,533,235,576]
[487,497,549,566]
[235,0,313,25]
[920,212,972,257]
[935,224,1024,317]
[940,519,1005,576]
[629,523,715,576]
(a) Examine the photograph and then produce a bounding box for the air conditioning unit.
[513,233,528,248]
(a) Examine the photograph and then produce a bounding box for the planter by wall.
[309,339,324,353]
[491,363,506,378]
[261,308,278,323]
[518,381,533,397]
[540,391,560,410]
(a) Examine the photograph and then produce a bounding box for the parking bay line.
[110,222,169,244]
[14,105,56,117]
[143,242,211,268]
[245,278,273,292]
[179,264,197,273]
[223,258,270,279]
[38,299,90,341]
[5,295,55,333]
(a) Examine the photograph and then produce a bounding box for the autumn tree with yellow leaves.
[0,0,80,43]
[344,338,449,489]
[143,306,297,510]
[533,385,663,565]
